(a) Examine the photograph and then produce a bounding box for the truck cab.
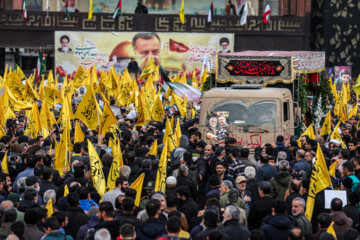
[198,86,296,148]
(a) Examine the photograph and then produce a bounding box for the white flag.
[46,0,49,18]
[201,52,210,76]
[240,2,248,25]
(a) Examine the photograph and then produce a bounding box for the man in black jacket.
[176,186,198,226]
[94,201,120,239]
[135,0,148,14]
[221,204,250,240]
[248,181,273,230]
[194,208,218,240]
[65,193,88,238]
[39,167,58,197]
[137,199,167,240]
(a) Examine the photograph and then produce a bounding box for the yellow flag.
[40,101,56,130]
[349,103,358,119]
[155,141,168,193]
[3,86,32,111]
[99,101,118,135]
[346,81,351,102]
[339,104,348,123]
[305,144,332,221]
[171,93,187,118]
[63,185,69,197]
[175,118,182,147]
[109,124,121,140]
[58,97,73,130]
[297,123,315,147]
[139,57,156,81]
[179,0,185,24]
[54,132,69,176]
[24,102,42,138]
[151,95,164,122]
[163,118,177,154]
[149,139,158,156]
[320,111,332,137]
[329,160,338,178]
[0,127,6,139]
[1,151,9,174]
[75,121,85,143]
[24,77,39,103]
[326,222,337,240]
[38,76,45,100]
[353,74,360,95]
[107,140,123,191]
[130,173,145,207]
[73,67,90,88]
[47,70,56,87]
[88,0,93,20]
[46,199,54,217]
[0,101,4,127]
[88,139,106,197]
[44,86,59,109]
[74,86,102,130]
[330,124,347,149]
[3,107,16,124]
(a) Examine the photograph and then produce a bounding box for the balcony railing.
[0,10,308,35]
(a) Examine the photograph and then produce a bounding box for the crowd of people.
[1,67,360,240]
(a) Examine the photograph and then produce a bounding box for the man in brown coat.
[329,198,353,235]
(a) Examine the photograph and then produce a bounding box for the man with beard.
[137,192,168,224]
[20,176,43,206]
[209,162,235,191]
[102,176,128,208]
[176,186,198,227]
[93,201,120,239]
[291,197,312,232]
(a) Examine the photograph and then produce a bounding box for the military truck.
[198,51,326,148]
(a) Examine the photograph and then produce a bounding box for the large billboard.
[55,31,234,80]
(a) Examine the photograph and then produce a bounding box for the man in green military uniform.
[139,181,155,209]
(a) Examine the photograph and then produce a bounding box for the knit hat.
[25,176,38,187]
[166,176,177,185]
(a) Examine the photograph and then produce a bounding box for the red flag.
[263,4,271,24]
[169,39,189,53]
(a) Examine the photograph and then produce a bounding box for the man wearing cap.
[235,176,253,211]
[165,176,177,196]
[102,176,128,208]
[140,181,155,209]
[219,180,247,213]
[6,194,24,221]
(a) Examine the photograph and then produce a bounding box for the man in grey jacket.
[292,197,312,233]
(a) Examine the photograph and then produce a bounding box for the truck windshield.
[208,98,278,131]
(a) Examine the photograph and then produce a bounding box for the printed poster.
[206,111,229,140]
[55,31,234,81]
